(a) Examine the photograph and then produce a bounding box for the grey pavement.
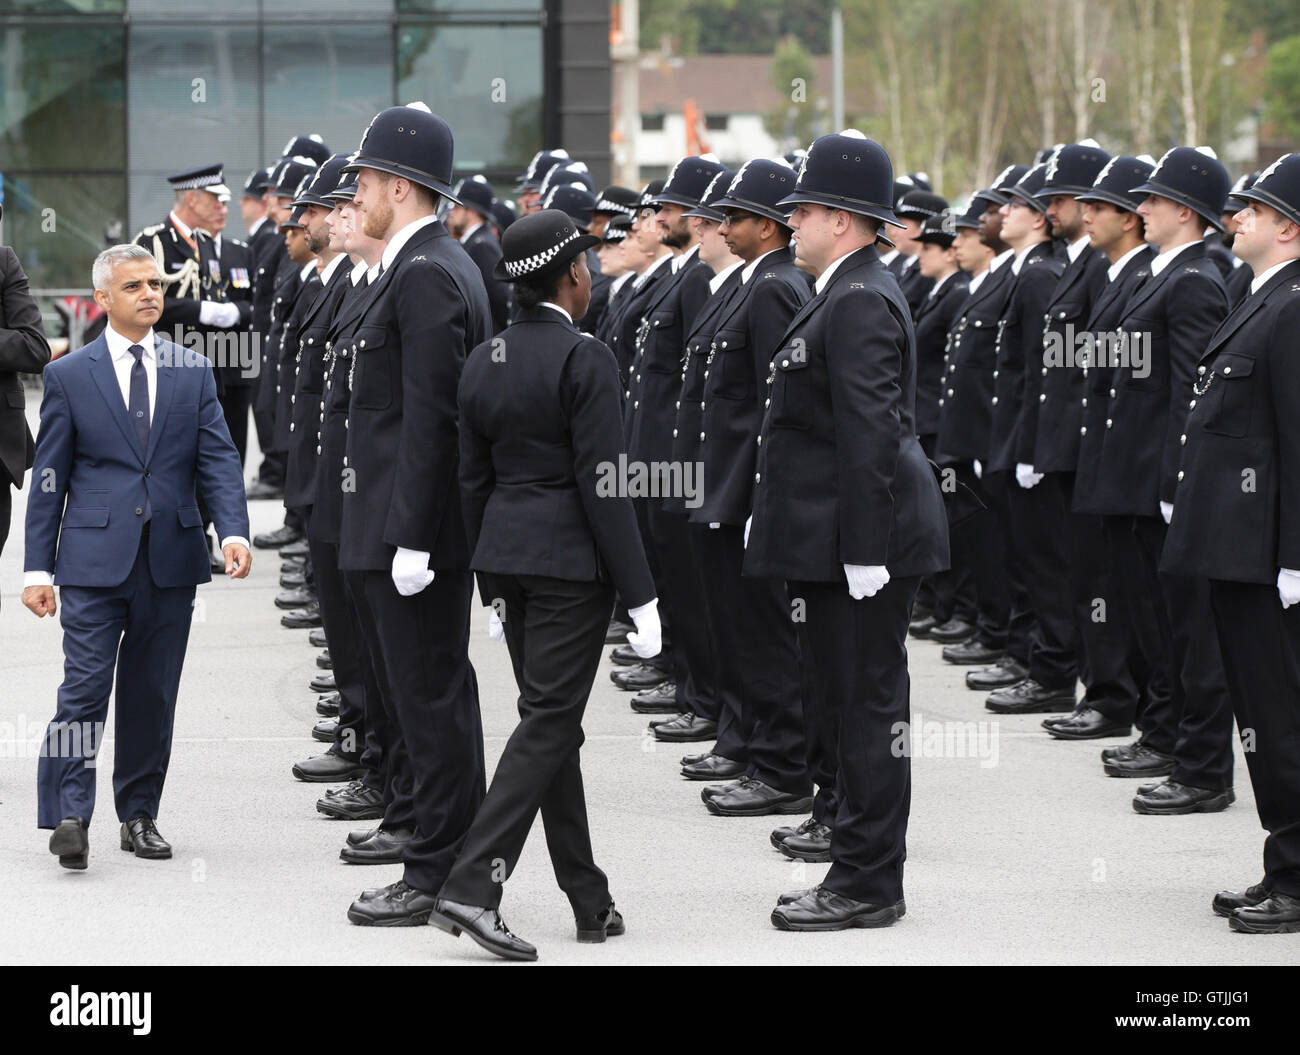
[0,400,1289,965]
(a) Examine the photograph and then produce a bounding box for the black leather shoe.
[609,644,639,666]
[254,524,303,549]
[312,718,338,743]
[432,899,538,960]
[605,620,633,644]
[942,639,1005,665]
[680,753,745,780]
[630,681,679,713]
[280,568,307,589]
[701,777,749,803]
[985,678,1076,714]
[1132,780,1235,815]
[575,902,625,943]
[706,778,812,817]
[779,821,832,862]
[348,826,380,847]
[770,887,905,930]
[281,554,307,571]
[776,887,816,905]
[1101,739,1142,763]
[681,750,712,766]
[317,782,385,820]
[966,656,1029,690]
[293,752,364,783]
[770,815,821,850]
[316,649,332,670]
[1229,892,1300,934]
[611,664,670,691]
[309,628,329,649]
[1043,705,1130,740]
[347,879,437,926]
[908,614,939,638]
[281,602,322,629]
[1103,743,1175,778]
[339,826,412,864]
[120,816,172,859]
[310,671,336,693]
[929,618,975,644]
[316,692,340,717]
[1213,881,1270,918]
[49,817,89,870]
[276,587,317,610]
[910,602,932,622]
[653,712,717,742]
[246,479,284,500]
[281,538,311,558]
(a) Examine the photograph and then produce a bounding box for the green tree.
[763,35,821,150]
[1264,34,1300,140]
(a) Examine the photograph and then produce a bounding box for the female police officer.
[432,209,661,960]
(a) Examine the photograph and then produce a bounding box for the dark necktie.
[128,344,150,453]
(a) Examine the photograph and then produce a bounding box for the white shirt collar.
[350,260,369,286]
[540,301,573,323]
[1250,259,1295,295]
[927,270,956,298]
[211,233,223,255]
[319,253,347,287]
[1106,243,1149,283]
[381,214,439,272]
[990,248,1015,273]
[105,323,156,363]
[249,215,269,239]
[814,245,866,294]
[169,211,195,240]
[1148,238,1198,277]
[633,251,673,289]
[299,261,317,281]
[900,253,918,272]
[671,244,699,273]
[1067,235,1091,263]
[740,248,781,285]
[878,248,899,266]
[967,269,988,295]
[459,222,483,245]
[610,271,635,295]
[709,260,743,293]
[366,262,381,283]
[1011,242,1043,275]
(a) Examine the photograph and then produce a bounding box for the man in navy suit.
[22,243,251,871]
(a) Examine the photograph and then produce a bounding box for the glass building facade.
[0,0,564,293]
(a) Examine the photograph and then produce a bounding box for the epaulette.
[138,222,166,237]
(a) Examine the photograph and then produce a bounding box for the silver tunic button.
[1178,470,1184,481]
[1082,398,1088,407]
[1039,393,1046,402]
[1041,366,1047,375]
[1197,365,1206,375]
[1180,434,1186,445]
[1106,418,1112,428]
[781,359,789,367]
[1109,388,1116,397]
[1189,400,1196,409]
[947,389,954,397]
[991,396,998,405]
[672,428,678,437]
[754,473,761,483]
[1080,426,1087,435]
[1222,366,1231,375]
[699,432,705,441]
[720,341,727,348]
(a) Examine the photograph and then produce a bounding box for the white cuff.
[219,536,250,551]
[24,571,54,588]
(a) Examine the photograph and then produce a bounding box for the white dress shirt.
[926,269,956,299]
[459,222,483,245]
[633,251,673,290]
[671,244,699,274]
[708,260,743,293]
[814,245,865,294]
[540,301,573,324]
[1106,242,1150,283]
[1148,238,1199,278]
[1066,235,1091,263]
[1249,259,1293,295]
[380,214,439,272]
[740,248,781,285]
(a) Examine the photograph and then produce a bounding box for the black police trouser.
[791,575,918,905]
[348,568,485,894]
[340,569,414,826]
[917,437,975,625]
[648,501,717,720]
[1071,509,1143,723]
[699,523,809,794]
[1209,579,1300,896]
[984,470,1035,665]
[438,573,614,916]
[948,461,1009,650]
[1130,515,1235,789]
[0,482,10,609]
[308,535,366,764]
[1008,472,1078,690]
[254,407,285,487]
[219,384,254,467]
[631,497,674,674]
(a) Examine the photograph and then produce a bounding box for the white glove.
[744,515,752,548]
[973,459,983,480]
[1159,501,1174,525]
[844,563,890,600]
[199,301,242,328]
[1278,569,1300,609]
[1015,463,1044,489]
[391,547,434,596]
[626,598,663,658]
[487,607,506,643]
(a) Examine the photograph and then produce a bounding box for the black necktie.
[128,344,150,453]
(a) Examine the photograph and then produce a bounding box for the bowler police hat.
[494,209,600,282]
[713,159,797,226]
[683,169,738,222]
[1075,155,1155,214]
[778,130,902,228]
[1040,141,1113,197]
[1231,154,1300,228]
[1130,146,1230,232]
[345,104,459,202]
[652,156,728,209]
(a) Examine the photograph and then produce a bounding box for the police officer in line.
[1162,154,1300,933]
[745,131,948,931]
[431,209,661,962]
[447,175,509,334]
[591,185,639,238]
[1009,143,1114,728]
[338,104,493,927]
[207,185,258,468]
[928,167,1028,693]
[689,159,815,824]
[490,197,517,239]
[1090,148,1236,814]
[514,148,573,215]
[539,183,609,332]
[892,189,948,315]
[981,162,1068,715]
[600,180,671,386]
[1051,154,1158,745]
[1212,171,1257,308]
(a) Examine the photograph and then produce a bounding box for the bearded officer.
[746,131,948,931]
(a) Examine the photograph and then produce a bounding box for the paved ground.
[0,399,1289,965]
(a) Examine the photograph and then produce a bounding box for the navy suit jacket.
[25,333,249,588]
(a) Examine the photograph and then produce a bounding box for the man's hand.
[224,543,252,578]
[22,585,57,617]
